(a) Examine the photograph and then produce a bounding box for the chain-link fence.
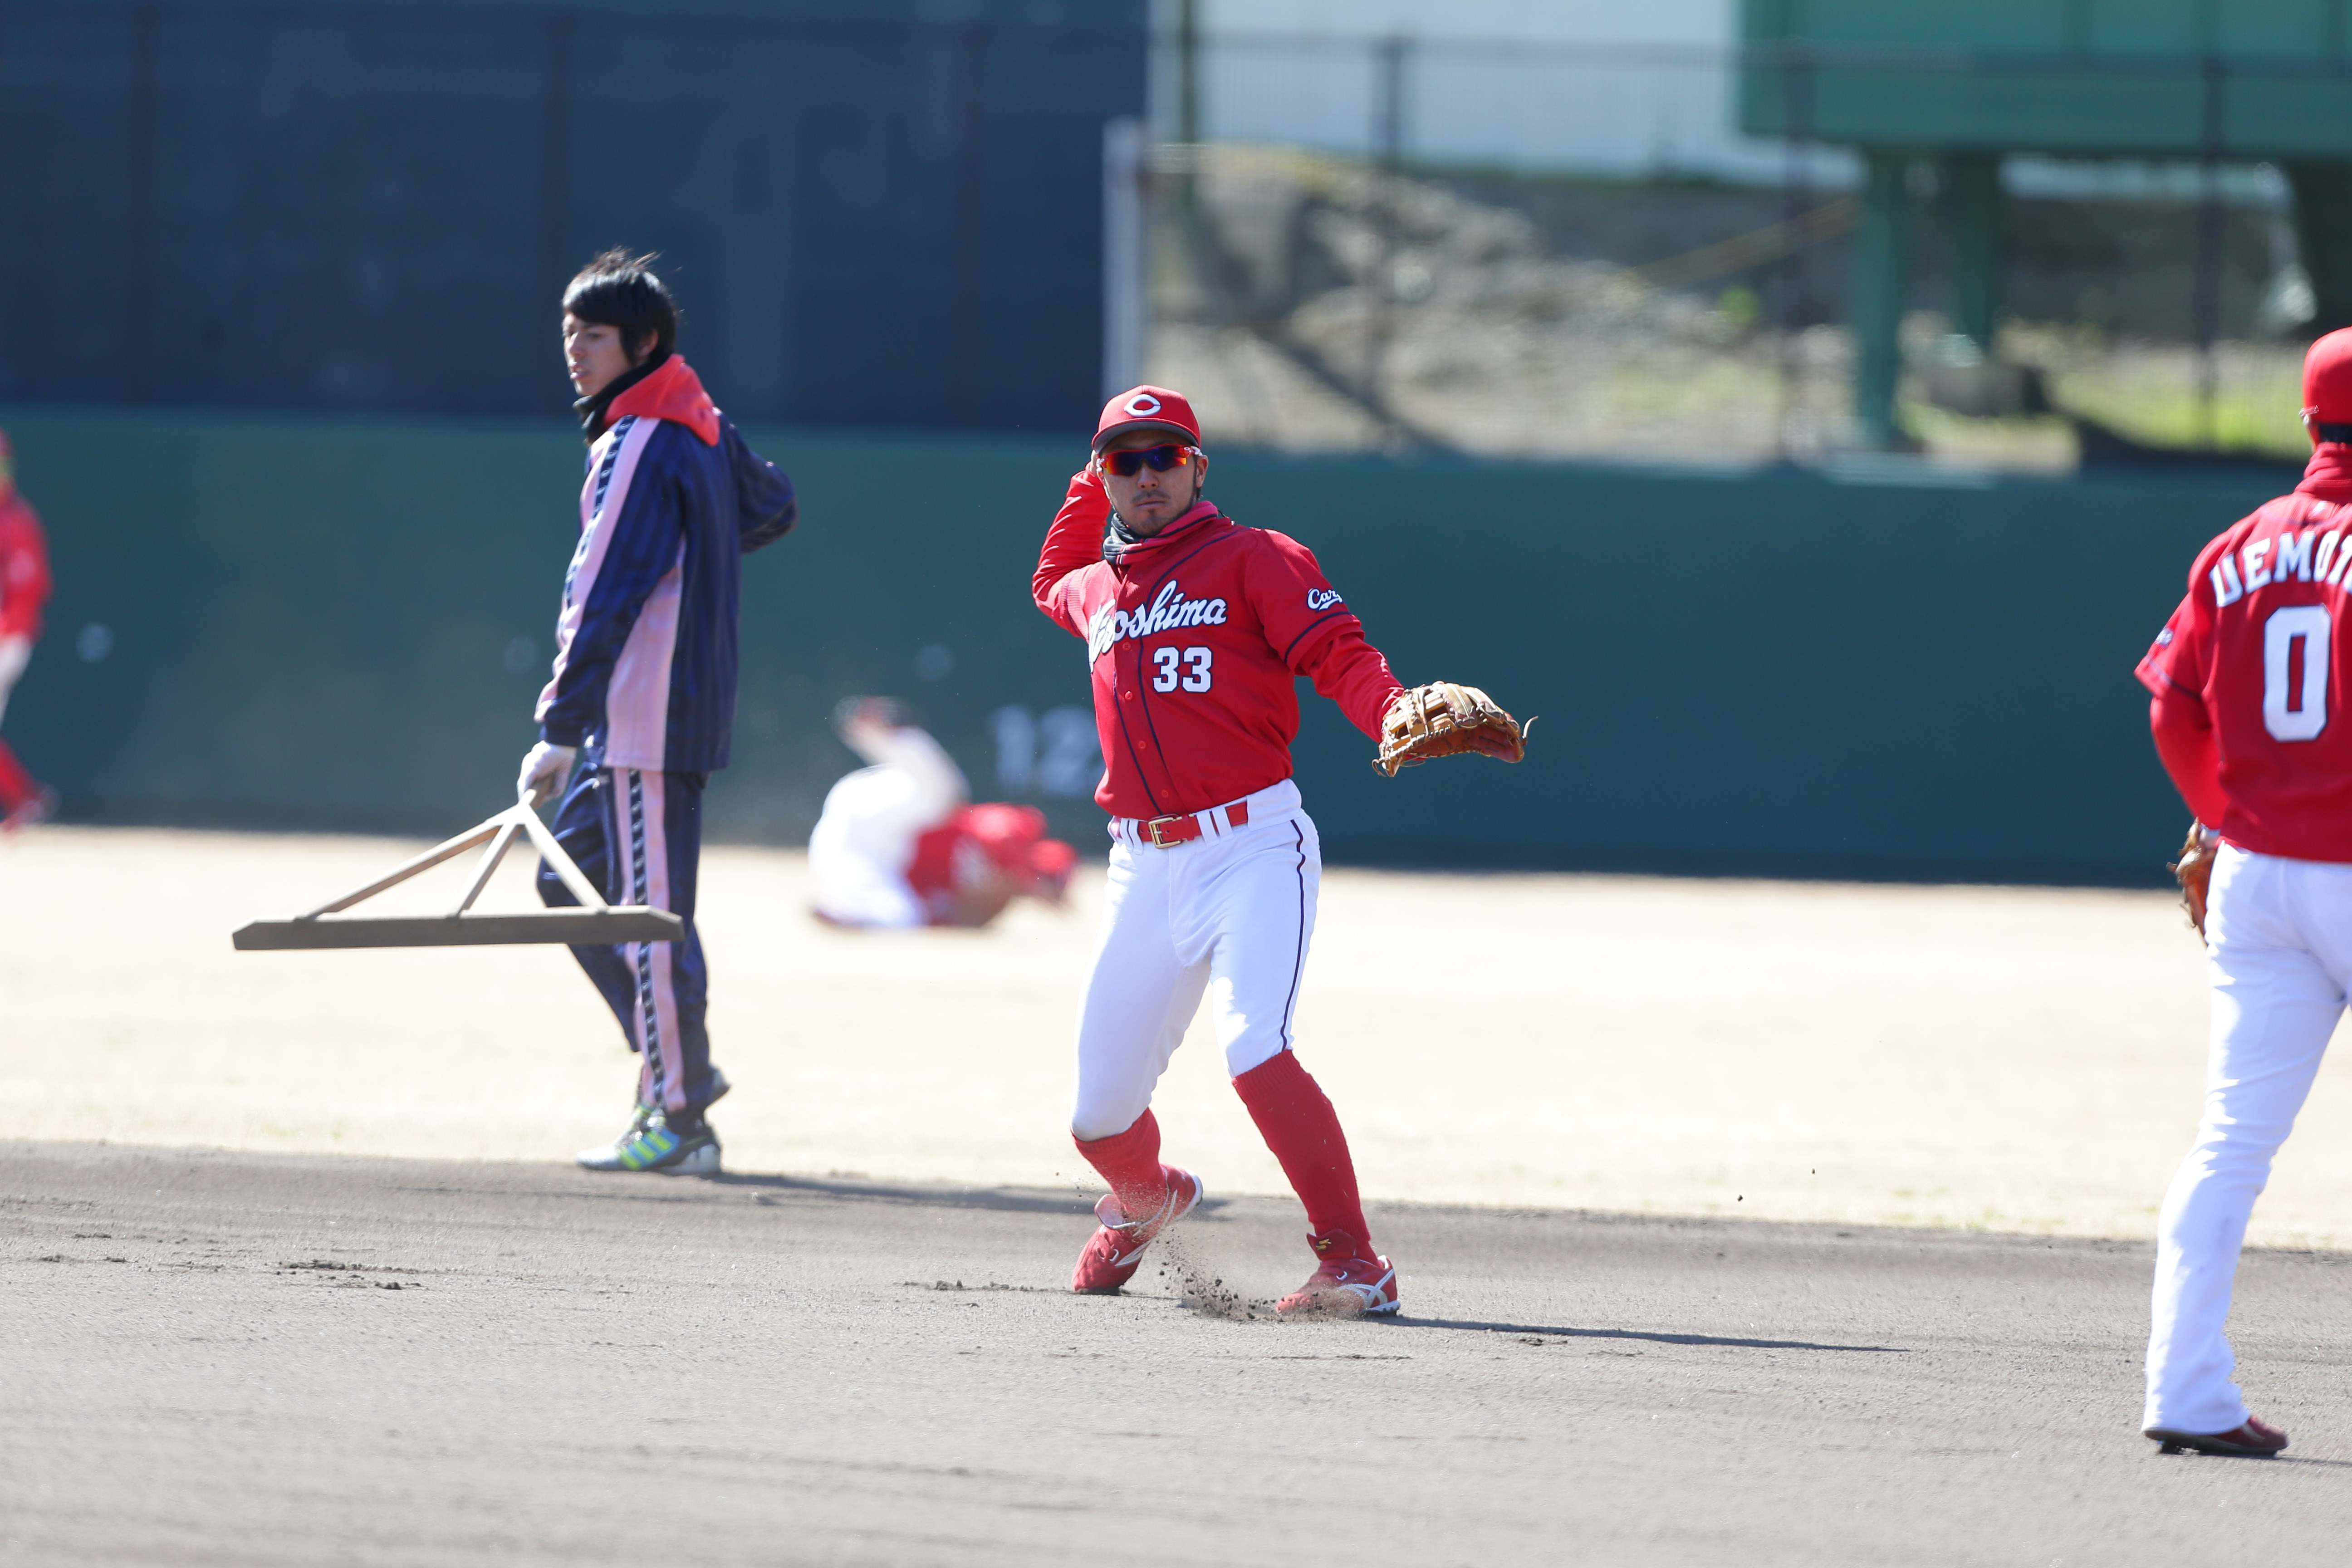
[1118,31,2326,471]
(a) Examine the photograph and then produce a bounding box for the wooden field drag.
[10,823,2352,1246]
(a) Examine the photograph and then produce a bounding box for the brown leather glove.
[2171,822,2220,936]
[1374,682,1529,777]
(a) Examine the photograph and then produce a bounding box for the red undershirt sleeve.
[1297,624,1405,742]
[1033,466,1107,632]
[2149,683,2229,827]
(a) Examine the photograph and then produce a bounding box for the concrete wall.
[0,406,2289,882]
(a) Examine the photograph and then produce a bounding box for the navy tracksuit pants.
[536,764,720,1116]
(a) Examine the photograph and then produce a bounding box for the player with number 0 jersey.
[2132,326,2352,1458]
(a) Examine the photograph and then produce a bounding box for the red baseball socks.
[1073,1107,1178,1223]
[1232,1049,1376,1259]
[0,739,33,815]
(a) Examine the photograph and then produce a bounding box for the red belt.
[1137,799,1249,848]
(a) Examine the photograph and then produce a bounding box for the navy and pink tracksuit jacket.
[536,354,796,772]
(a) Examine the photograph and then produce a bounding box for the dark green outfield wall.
[0,407,2293,882]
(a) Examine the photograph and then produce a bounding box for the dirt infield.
[10,824,2352,1245]
[10,1143,2352,1566]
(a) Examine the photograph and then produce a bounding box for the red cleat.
[1274,1232,1399,1317]
[2146,1414,2289,1457]
[1071,1165,1203,1294]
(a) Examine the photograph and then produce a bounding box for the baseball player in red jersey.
[1033,385,1510,1316]
[0,431,55,831]
[2132,327,2352,1458]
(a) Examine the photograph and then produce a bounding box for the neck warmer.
[1103,496,1220,565]
[605,354,721,446]
[2298,443,2352,506]
[573,351,668,444]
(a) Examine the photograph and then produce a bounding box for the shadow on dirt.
[1388,1316,1908,1354]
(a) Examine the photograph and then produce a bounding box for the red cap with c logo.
[1092,385,1201,453]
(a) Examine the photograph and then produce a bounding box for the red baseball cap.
[1093,385,1200,453]
[2304,328,2352,429]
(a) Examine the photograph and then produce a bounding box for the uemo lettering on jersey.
[2209,505,2350,606]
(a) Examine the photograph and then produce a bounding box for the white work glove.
[518,741,578,808]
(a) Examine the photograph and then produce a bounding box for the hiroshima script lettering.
[1088,581,1229,661]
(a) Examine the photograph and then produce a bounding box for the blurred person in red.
[0,431,54,830]
[810,696,1076,929]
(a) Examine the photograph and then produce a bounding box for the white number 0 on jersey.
[2264,604,2332,741]
[1152,646,1214,693]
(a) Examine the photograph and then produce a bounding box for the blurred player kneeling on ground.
[808,696,1076,930]
[517,250,798,1176]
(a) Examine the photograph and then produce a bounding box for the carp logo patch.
[1122,392,1163,416]
[1306,588,1344,611]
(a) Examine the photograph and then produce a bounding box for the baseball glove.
[1374,682,1528,776]
[2171,821,2220,937]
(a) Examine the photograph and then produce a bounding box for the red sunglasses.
[1099,443,1197,477]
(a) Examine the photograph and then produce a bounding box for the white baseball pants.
[2146,845,2352,1434]
[1070,779,1318,1141]
[0,634,29,727]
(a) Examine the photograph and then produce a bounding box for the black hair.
[562,249,679,363]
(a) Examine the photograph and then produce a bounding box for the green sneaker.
[576,1108,721,1175]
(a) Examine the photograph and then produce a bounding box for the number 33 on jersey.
[1152,645,1213,692]
[2141,492,2352,857]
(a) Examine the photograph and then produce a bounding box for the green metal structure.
[1740,0,2352,446]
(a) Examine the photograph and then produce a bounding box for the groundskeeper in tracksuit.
[534,352,796,1137]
